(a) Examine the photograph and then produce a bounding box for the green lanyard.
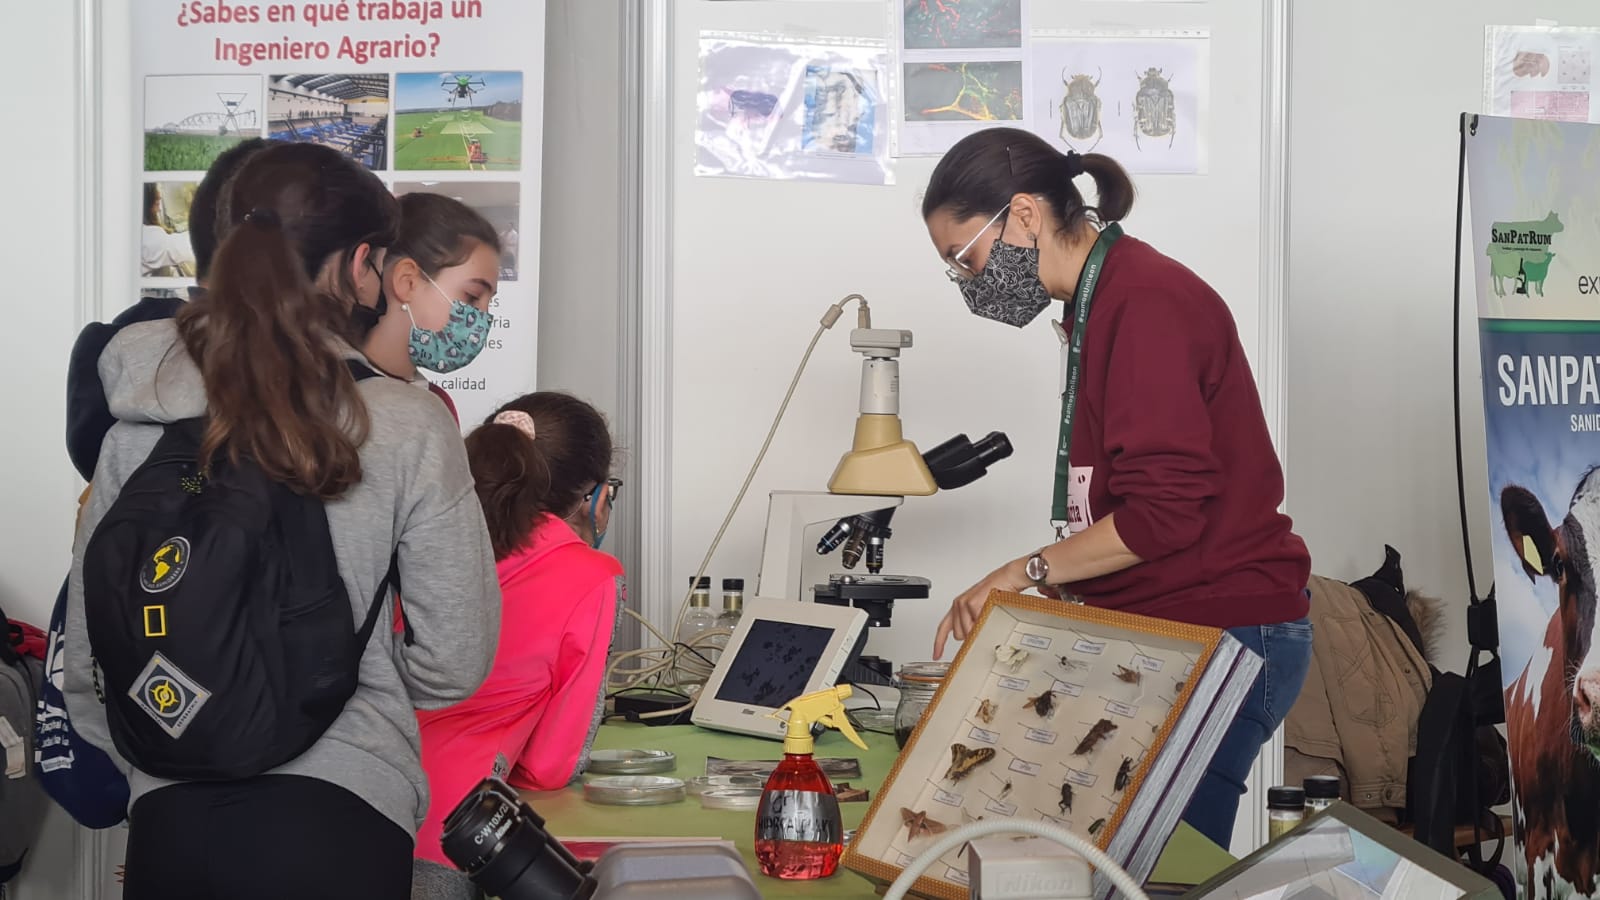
[1052,222,1123,538]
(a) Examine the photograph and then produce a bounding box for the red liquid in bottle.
[754,753,845,879]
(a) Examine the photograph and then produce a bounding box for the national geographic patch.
[140,537,190,594]
[129,652,211,739]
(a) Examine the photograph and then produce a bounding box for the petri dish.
[699,787,764,811]
[686,774,766,795]
[586,749,677,775]
[583,775,687,806]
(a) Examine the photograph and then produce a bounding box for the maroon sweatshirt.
[1060,236,1309,628]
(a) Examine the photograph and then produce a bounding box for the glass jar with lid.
[893,662,950,749]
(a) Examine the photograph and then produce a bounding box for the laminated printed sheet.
[1485,25,1600,124]
[895,0,1031,157]
[696,33,894,185]
[1029,31,1209,175]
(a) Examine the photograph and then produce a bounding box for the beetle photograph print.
[1027,32,1207,174]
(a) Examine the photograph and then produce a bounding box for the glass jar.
[1267,786,1306,841]
[893,662,950,749]
[1303,775,1340,815]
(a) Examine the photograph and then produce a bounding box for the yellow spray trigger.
[1522,535,1545,575]
[768,684,870,755]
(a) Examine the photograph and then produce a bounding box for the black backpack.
[81,362,397,781]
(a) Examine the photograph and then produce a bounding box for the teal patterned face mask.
[405,273,493,374]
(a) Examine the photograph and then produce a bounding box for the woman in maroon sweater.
[923,128,1312,848]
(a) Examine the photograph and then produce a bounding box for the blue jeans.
[1179,616,1314,849]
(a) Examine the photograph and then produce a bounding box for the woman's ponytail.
[465,422,552,560]
[1079,153,1135,223]
[465,393,614,560]
[177,208,369,498]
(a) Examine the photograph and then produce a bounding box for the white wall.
[1285,1,1596,674]
[535,0,635,645]
[0,0,91,895]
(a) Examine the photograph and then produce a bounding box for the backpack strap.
[356,552,400,649]
[342,359,415,647]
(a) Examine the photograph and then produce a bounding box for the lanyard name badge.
[1052,223,1123,539]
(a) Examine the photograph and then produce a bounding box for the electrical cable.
[881,818,1148,900]
[604,295,872,719]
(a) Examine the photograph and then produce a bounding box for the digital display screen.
[713,619,834,707]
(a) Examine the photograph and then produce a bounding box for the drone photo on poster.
[395,70,524,171]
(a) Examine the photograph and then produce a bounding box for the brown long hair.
[921,127,1135,236]
[390,192,502,276]
[176,142,399,498]
[465,393,613,560]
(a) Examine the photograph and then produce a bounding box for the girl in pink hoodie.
[412,392,625,898]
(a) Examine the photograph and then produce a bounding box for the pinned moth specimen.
[900,807,948,840]
[1115,756,1134,792]
[1058,782,1073,814]
[1072,718,1118,755]
[995,644,1030,672]
[1088,817,1107,836]
[1024,689,1058,718]
[1113,665,1141,685]
[946,743,997,782]
[976,698,997,724]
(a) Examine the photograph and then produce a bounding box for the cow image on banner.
[1470,114,1600,900]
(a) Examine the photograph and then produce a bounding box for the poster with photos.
[895,0,1031,157]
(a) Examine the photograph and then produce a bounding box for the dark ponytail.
[176,142,399,499]
[921,127,1135,235]
[465,392,613,560]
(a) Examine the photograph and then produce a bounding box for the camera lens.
[441,779,594,900]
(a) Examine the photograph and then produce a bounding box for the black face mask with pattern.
[957,239,1054,328]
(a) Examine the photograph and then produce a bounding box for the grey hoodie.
[63,320,501,836]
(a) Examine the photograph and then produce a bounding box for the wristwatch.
[1024,551,1050,588]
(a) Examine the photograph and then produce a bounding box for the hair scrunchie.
[243,207,280,226]
[493,410,537,440]
[1062,150,1085,179]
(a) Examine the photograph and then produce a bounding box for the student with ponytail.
[64,142,501,898]
[921,128,1312,847]
[411,392,624,900]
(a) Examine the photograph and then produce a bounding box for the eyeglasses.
[587,477,623,505]
[945,207,1009,283]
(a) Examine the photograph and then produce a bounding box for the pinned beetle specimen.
[1115,756,1134,792]
[1089,816,1107,836]
[1072,718,1117,755]
[1058,782,1073,814]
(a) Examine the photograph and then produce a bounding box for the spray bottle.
[754,685,869,880]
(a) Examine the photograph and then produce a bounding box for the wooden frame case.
[842,591,1238,899]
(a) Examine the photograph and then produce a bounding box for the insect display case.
[841,591,1262,900]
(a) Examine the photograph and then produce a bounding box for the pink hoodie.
[413,513,625,866]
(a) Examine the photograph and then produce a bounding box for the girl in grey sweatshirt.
[63,143,500,899]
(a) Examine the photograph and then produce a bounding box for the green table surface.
[520,724,1235,898]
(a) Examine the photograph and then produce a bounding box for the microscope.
[753,326,1013,683]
